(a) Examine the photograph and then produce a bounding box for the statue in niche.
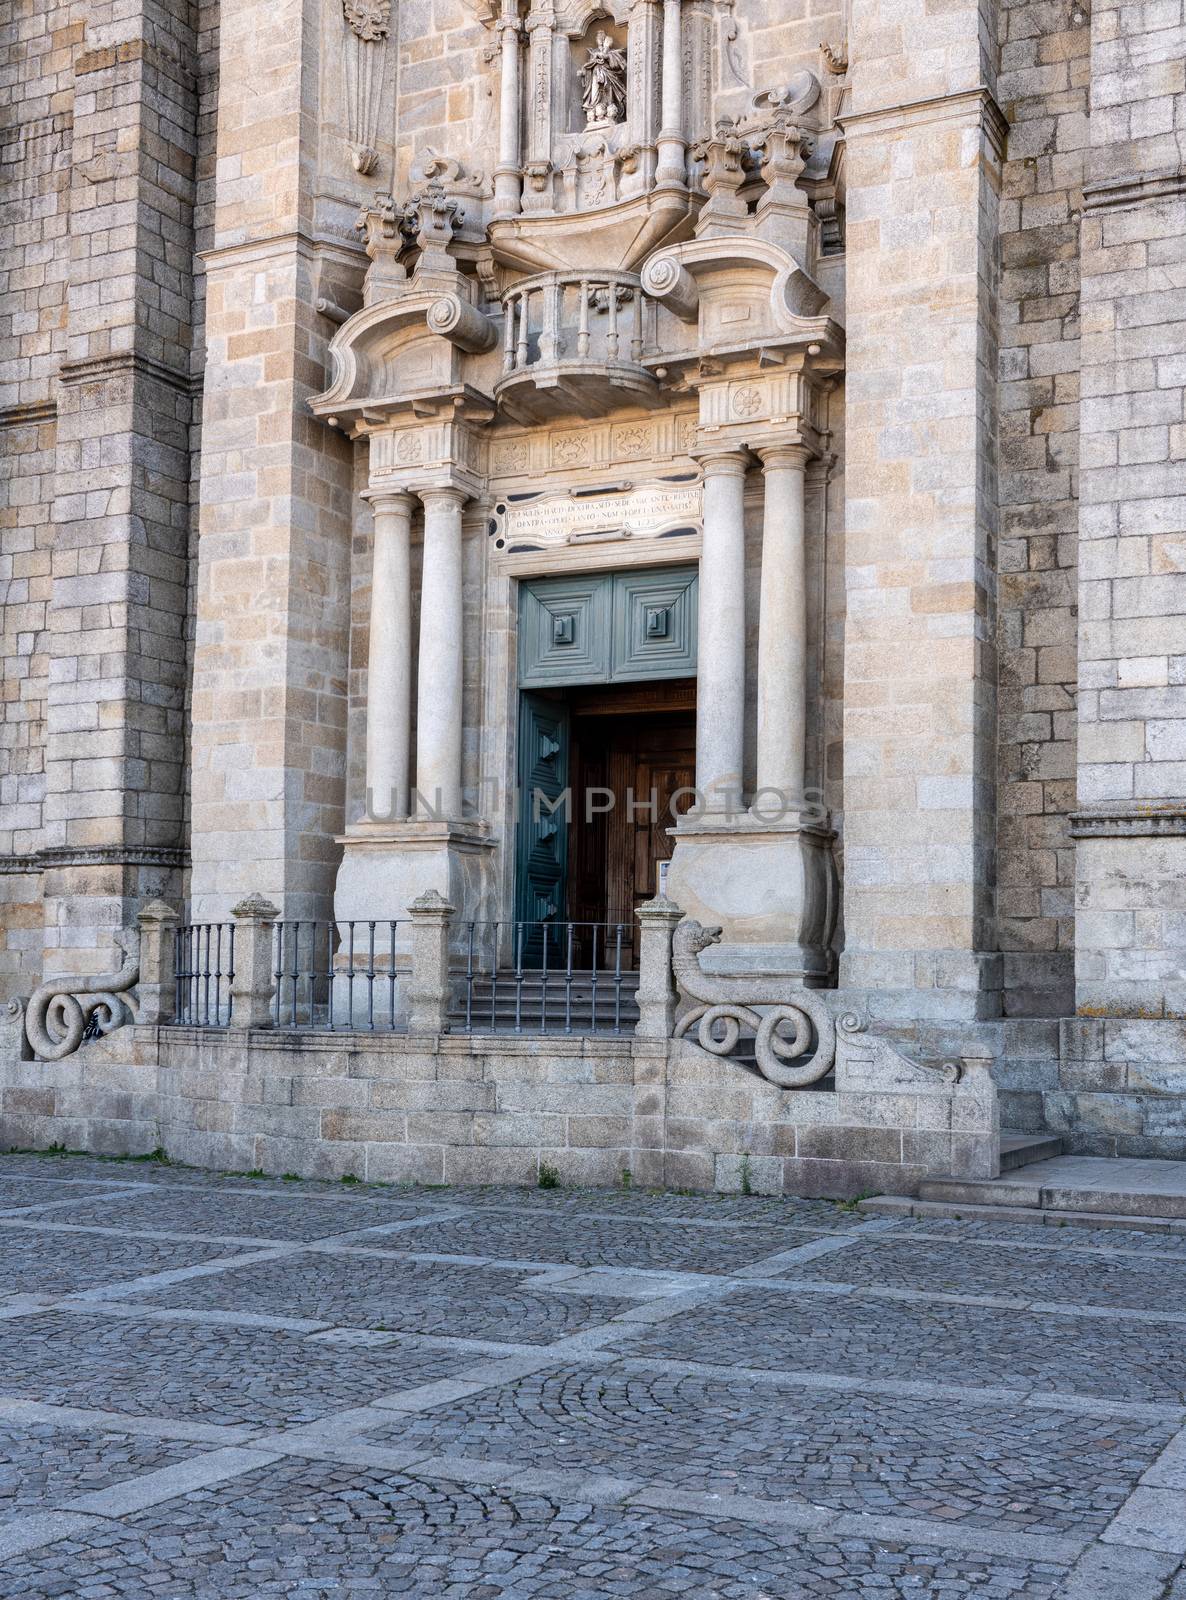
[579,31,627,127]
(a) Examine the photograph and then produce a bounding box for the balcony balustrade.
[495,270,660,422]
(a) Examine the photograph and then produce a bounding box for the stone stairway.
[449,971,641,1034]
[864,1136,1186,1230]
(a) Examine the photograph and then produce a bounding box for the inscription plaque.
[491,478,702,552]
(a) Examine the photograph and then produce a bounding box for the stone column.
[406,889,454,1034]
[635,896,685,1039]
[694,450,748,812]
[655,0,685,187]
[136,901,180,1027]
[415,487,466,821]
[755,445,810,811]
[493,0,523,218]
[363,491,415,823]
[228,893,279,1030]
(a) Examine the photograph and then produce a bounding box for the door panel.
[515,693,570,961]
[519,567,697,688]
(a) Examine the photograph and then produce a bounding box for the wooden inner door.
[566,679,695,964]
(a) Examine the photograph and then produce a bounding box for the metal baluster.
[563,922,574,1034]
[590,922,600,1034]
[514,921,523,1034]
[273,924,283,1026]
[366,921,376,1030]
[226,924,235,1026]
[630,287,643,363]
[606,281,619,360]
[323,921,333,1031]
[577,279,590,357]
[465,921,475,1034]
[540,923,549,1032]
[613,924,623,1033]
[490,922,499,1032]
[502,291,517,373]
[201,925,211,1025]
[388,922,398,1030]
[214,925,224,1027]
[289,922,301,1027]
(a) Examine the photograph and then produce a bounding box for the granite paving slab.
[625,1286,1186,1404]
[0,1179,146,1212]
[453,1184,867,1228]
[0,1458,1072,1599]
[135,1253,641,1342]
[0,1422,206,1515]
[780,1235,1186,1311]
[357,1360,1175,1537]
[388,1211,823,1272]
[0,1229,253,1299]
[0,1313,480,1427]
[28,1189,443,1242]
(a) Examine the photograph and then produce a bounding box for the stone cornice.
[57,350,200,398]
[200,229,367,273]
[0,399,56,429]
[5,845,191,875]
[839,86,1009,163]
[1082,170,1186,214]
[1070,806,1186,839]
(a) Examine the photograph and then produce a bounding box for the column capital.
[361,487,417,513]
[417,483,470,513]
[755,442,812,471]
[691,446,750,477]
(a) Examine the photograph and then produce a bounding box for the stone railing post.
[136,900,179,1025]
[635,895,685,1039]
[407,890,454,1034]
[229,893,280,1030]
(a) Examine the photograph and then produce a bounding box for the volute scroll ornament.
[671,919,837,1089]
[19,928,141,1062]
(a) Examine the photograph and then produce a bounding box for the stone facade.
[2,0,1184,1182]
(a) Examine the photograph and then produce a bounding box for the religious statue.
[579,31,627,127]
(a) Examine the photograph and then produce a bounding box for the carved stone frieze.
[484,411,699,483]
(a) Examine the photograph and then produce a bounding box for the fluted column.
[415,486,466,820]
[363,490,414,822]
[755,445,810,809]
[493,0,522,218]
[695,450,748,811]
[655,0,685,186]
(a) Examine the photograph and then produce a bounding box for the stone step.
[910,1153,1186,1221]
[859,1195,1186,1236]
[999,1132,1064,1171]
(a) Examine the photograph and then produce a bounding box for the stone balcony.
[494,269,661,423]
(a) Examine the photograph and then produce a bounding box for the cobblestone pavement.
[0,1153,1184,1599]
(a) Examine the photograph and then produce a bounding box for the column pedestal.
[666,818,838,986]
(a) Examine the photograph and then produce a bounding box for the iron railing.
[272,919,407,1031]
[457,920,637,1035]
[174,924,235,1026]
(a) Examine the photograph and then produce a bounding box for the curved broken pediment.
[640,235,842,360]
[310,291,499,428]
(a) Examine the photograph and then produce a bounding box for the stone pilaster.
[41,0,199,979]
[839,0,1005,1021]
[1072,0,1186,1021]
[188,0,356,923]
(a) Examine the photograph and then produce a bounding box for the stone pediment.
[640,236,843,364]
[309,290,499,429]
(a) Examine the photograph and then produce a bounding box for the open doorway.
[515,678,695,965]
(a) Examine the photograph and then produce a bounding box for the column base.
[332,820,495,1028]
[665,816,838,986]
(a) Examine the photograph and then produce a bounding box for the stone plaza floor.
[1,1152,1185,1598]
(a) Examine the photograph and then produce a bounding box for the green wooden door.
[515,692,570,962]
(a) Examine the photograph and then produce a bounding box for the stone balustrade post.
[635,895,685,1039]
[229,893,280,1030]
[950,1050,1001,1181]
[136,900,180,1025]
[407,889,455,1034]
